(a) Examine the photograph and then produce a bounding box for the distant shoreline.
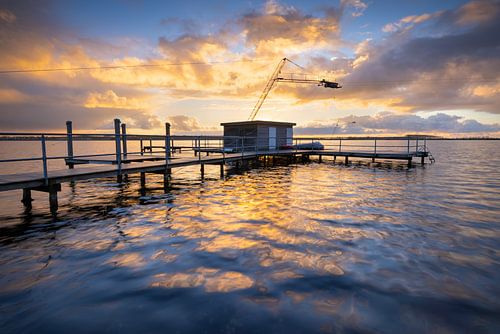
[0,136,498,141]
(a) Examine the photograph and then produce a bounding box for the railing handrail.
[0,134,430,177]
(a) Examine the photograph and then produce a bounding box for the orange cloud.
[84,90,150,110]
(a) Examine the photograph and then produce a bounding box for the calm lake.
[0,140,499,333]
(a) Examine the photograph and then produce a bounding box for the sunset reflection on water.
[0,141,499,333]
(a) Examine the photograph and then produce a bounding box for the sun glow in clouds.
[0,0,498,135]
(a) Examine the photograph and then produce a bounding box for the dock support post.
[345,156,349,165]
[22,189,32,206]
[421,156,425,166]
[220,163,224,178]
[140,172,146,188]
[121,123,128,157]
[319,155,322,163]
[114,119,122,183]
[408,157,412,169]
[200,164,205,180]
[372,158,375,163]
[66,121,74,169]
[48,185,58,213]
[333,155,336,163]
[41,135,48,185]
[164,169,171,190]
[165,122,171,157]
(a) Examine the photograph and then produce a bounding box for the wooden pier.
[0,119,432,213]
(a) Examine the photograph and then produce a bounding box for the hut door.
[269,127,276,150]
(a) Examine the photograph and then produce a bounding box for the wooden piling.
[140,172,146,188]
[319,155,322,163]
[114,119,122,183]
[408,157,412,169]
[49,185,58,213]
[200,164,205,180]
[164,169,171,189]
[421,156,425,166]
[121,123,128,157]
[165,122,171,157]
[220,163,224,178]
[345,156,349,165]
[66,121,74,169]
[41,135,48,185]
[22,189,32,206]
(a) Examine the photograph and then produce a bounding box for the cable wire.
[0,58,273,74]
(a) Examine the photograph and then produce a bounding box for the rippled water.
[0,141,499,333]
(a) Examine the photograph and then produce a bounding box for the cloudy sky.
[0,0,499,136]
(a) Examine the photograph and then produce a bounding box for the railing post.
[121,123,127,157]
[241,136,244,158]
[66,121,74,169]
[165,122,171,157]
[198,136,201,163]
[339,138,342,152]
[164,131,169,170]
[255,135,258,155]
[140,138,144,156]
[114,118,122,182]
[407,138,410,155]
[416,138,419,152]
[41,135,48,185]
[374,139,377,154]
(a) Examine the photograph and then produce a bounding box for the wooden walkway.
[0,120,433,213]
[0,152,252,191]
[0,148,429,213]
[0,149,428,191]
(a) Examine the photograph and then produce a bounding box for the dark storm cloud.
[292,0,500,114]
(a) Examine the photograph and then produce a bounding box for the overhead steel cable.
[0,58,273,74]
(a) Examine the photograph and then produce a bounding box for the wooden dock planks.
[0,149,427,193]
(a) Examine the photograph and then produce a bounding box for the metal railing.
[0,125,431,185]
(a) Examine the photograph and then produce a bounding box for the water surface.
[0,141,499,333]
